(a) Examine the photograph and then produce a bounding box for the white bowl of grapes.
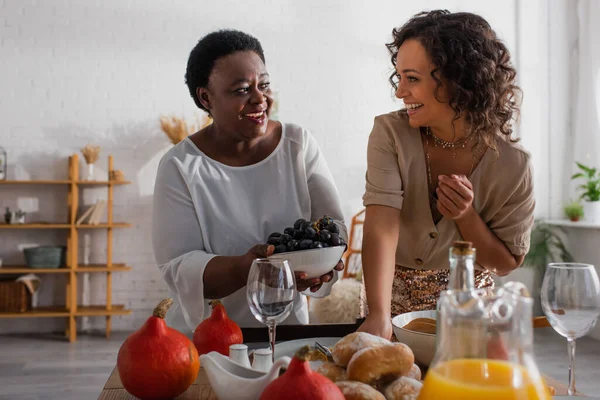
[266,216,346,279]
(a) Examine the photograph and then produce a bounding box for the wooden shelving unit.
[0,154,132,342]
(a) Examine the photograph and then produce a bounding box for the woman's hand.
[436,174,475,220]
[296,260,345,292]
[357,312,393,340]
[238,244,275,284]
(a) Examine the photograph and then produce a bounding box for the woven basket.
[0,280,31,312]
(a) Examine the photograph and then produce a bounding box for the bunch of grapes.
[266,215,346,254]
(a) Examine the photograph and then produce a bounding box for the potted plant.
[571,162,600,222]
[563,199,584,222]
[524,221,574,270]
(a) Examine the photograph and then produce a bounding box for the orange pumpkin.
[117,298,199,400]
[193,300,243,356]
[260,346,345,399]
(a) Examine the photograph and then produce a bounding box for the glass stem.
[567,338,576,396]
[268,320,276,363]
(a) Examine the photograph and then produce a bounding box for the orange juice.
[417,359,552,400]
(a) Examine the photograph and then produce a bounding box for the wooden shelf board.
[0,180,131,186]
[76,264,132,272]
[0,223,134,229]
[0,180,71,185]
[76,223,131,228]
[0,305,130,318]
[76,181,132,185]
[0,264,132,274]
[0,266,69,274]
[0,307,69,318]
[76,305,130,316]
[0,223,71,229]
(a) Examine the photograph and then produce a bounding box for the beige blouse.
[362,111,535,271]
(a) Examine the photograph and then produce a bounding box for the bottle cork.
[451,241,475,256]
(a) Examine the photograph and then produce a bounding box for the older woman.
[152,30,346,332]
[358,10,535,339]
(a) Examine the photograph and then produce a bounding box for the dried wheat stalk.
[160,115,211,145]
[81,145,101,164]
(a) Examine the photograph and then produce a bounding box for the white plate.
[273,337,341,370]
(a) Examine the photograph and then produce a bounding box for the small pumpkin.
[117,298,200,400]
[260,345,345,400]
[193,300,243,356]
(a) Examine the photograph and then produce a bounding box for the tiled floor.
[0,328,598,399]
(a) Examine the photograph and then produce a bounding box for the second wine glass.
[246,258,296,362]
[541,263,600,396]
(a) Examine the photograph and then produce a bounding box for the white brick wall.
[0,0,523,333]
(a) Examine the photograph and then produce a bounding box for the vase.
[583,201,600,222]
[86,163,95,181]
[83,233,91,265]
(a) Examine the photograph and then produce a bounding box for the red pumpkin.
[117,298,200,400]
[193,300,243,356]
[260,346,345,400]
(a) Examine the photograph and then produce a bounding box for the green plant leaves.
[572,162,600,202]
[523,221,574,272]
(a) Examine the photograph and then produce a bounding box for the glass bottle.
[448,240,475,291]
[420,281,552,400]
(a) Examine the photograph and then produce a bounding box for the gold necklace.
[422,127,481,201]
[425,126,474,158]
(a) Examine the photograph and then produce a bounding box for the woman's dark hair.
[388,10,521,147]
[185,29,265,112]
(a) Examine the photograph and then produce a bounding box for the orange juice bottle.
[421,243,551,399]
[418,358,552,400]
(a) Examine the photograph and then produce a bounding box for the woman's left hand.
[296,260,345,292]
[436,174,475,220]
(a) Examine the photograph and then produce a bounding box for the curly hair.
[185,30,265,113]
[387,10,521,148]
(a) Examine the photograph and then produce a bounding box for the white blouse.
[152,122,347,333]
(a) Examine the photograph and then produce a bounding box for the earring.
[238,115,243,120]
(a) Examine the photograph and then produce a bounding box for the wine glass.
[246,258,296,362]
[541,263,600,395]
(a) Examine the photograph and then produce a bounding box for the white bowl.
[392,310,437,367]
[268,245,345,279]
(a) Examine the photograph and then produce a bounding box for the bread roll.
[332,332,390,367]
[317,362,347,382]
[405,363,421,381]
[383,376,423,400]
[336,381,385,400]
[347,343,414,384]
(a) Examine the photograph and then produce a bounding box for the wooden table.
[98,323,584,399]
[99,366,216,400]
[99,363,581,399]
[98,323,362,400]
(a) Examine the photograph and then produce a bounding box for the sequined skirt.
[359,265,495,318]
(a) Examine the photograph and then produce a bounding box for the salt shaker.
[252,348,273,372]
[228,344,251,368]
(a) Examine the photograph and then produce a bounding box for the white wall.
[0,0,524,333]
